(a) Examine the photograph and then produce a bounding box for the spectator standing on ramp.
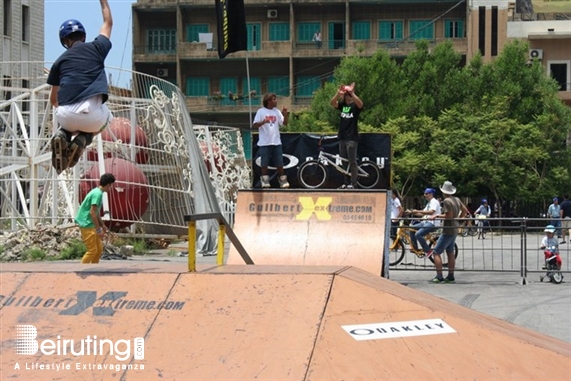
[47,0,114,174]
[75,173,115,263]
[252,93,289,189]
[330,82,363,189]
[560,194,571,244]
[427,181,469,284]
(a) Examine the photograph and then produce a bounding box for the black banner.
[252,133,392,189]
[215,0,247,59]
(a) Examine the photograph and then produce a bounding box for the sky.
[44,0,134,87]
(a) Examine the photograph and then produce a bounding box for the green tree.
[285,39,571,204]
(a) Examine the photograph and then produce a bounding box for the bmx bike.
[540,246,563,284]
[297,138,380,189]
[460,213,478,237]
[389,220,458,267]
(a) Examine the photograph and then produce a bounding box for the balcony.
[186,96,314,114]
[133,46,176,63]
[378,38,468,56]
[177,42,218,59]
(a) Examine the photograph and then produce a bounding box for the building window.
[352,21,370,40]
[186,24,208,42]
[297,23,320,42]
[478,6,485,56]
[409,20,433,40]
[268,76,289,96]
[491,6,498,56]
[22,5,30,42]
[549,62,570,91]
[242,77,260,98]
[185,77,209,96]
[444,20,464,38]
[295,76,320,97]
[379,21,403,41]
[2,76,12,101]
[147,29,176,54]
[269,23,289,41]
[246,23,261,51]
[3,0,12,37]
[219,77,238,105]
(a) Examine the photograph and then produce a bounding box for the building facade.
[1,0,44,92]
[132,0,570,129]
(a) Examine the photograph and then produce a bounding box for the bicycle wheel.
[461,225,477,237]
[467,226,478,236]
[389,238,405,266]
[297,160,327,189]
[357,162,380,189]
[427,241,459,267]
[551,271,563,284]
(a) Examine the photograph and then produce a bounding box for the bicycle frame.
[391,223,433,253]
[317,150,370,178]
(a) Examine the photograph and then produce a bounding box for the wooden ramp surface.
[1,262,570,380]
[228,189,388,275]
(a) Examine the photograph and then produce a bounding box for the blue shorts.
[432,234,457,255]
[259,144,284,168]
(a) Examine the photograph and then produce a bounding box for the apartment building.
[132,0,570,129]
[1,0,44,92]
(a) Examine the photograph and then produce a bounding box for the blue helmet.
[59,19,86,48]
[481,198,488,203]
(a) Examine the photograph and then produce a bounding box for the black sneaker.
[429,276,444,284]
[444,275,456,284]
[560,240,567,245]
[51,130,70,174]
[67,133,90,169]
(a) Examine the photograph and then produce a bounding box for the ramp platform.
[1,262,569,380]
[228,189,388,275]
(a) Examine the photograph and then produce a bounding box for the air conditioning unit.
[157,68,169,77]
[529,49,543,60]
[267,9,278,18]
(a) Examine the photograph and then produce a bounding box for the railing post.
[520,218,527,285]
[188,220,197,272]
[217,223,225,266]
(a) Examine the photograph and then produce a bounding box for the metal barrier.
[389,217,569,285]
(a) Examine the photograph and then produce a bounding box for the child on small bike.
[540,225,562,270]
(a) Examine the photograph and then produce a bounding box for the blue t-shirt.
[47,35,112,106]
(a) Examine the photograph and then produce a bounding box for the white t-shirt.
[254,107,285,146]
[391,197,402,220]
[425,197,442,227]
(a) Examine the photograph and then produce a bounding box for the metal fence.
[389,217,569,285]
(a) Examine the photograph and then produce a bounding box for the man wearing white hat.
[427,181,469,283]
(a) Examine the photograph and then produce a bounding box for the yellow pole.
[188,221,196,272]
[217,223,225,266]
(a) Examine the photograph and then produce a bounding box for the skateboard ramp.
[1,262,569,380]
[227,189,388,276]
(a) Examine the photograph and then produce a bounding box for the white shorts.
[563,217,571,229]
[55,95,113,134]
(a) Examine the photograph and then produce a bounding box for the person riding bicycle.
[474,198,492,239]
[407,188,441,254]
[540,225,562,270]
